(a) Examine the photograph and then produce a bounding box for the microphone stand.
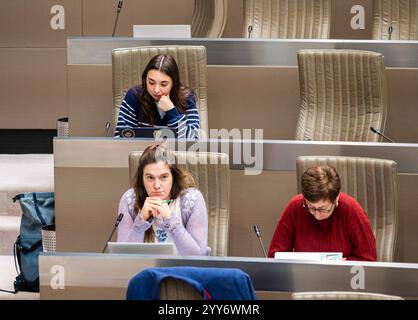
[388,26,393,40]
[112,1,123,37]
[104,121,111,137]
[370,126,394,143]
[247,25,253,39]
[102,213,124,253]
[253,225,267,258]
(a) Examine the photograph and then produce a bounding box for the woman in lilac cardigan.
[117,144,209,256]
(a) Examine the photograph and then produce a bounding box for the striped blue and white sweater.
[115,86,200,139]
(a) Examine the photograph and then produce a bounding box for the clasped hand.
[141,197,171,222]
[157,95,174,112]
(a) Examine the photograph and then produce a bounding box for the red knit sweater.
[268,193,377,261]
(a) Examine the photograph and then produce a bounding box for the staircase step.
[0,154,54,216]
[0,216,20,256]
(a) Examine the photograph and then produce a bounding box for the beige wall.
[0,0,82,48]
[330,0,373,39]
[0,49,68,129]
[207,66,300,140]
[386,69,418,143]
[0,0,82,129]
[222,0,244,38]
[67,65,113,136]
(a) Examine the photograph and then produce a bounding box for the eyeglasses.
[302,199,336,214]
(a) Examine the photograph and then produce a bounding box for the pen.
[161,199,173,204]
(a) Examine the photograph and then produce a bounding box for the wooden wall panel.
[82,0,194,37]
[0,49,67,129]
[330,0,373,39]
[0,0,82,48]
[67,65,113,136]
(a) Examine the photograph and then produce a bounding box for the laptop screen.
[107,242,175,255]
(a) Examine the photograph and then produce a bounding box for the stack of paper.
[274,252,343,261]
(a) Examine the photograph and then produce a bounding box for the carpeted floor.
[0,256,40,299]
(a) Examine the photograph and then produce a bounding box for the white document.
[274,252,343,261]
[133,25,191,38]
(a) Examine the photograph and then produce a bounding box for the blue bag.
[13,192,55,292]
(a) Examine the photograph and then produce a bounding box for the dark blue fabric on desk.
[126,266,257,300]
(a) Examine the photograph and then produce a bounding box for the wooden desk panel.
[39,253,418,299]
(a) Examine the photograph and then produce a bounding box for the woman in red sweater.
[268,165,377,261]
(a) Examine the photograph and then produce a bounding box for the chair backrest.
[112,46,208,135]
[373,0,418,40]
[292,291,404,300]
[191,0,228,38]
[160,277,203,300]
[242,0,331,39]
[295,49,388,142]
[129,150,230,256]
[126,266,257,300]
[296,156,398,262]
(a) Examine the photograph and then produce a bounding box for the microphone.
[102,213,124,253]
[388,26,393,40]
[253,224,267,258]
[247,25,253,39]
[104,121,111,136]
[370,126,394,143]
[112,0,124,37]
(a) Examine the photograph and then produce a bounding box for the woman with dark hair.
[115,54,200,139]
[268,165,376,261]
[117,144,209,256]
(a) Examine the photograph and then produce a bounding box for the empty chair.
[191,0,228,38]
[295,49,388,142]
[112,46,208,135]
[373,0,418,40]
[129,150,230,256]
[296,156,398,262]
[126,267,257,300]
[242,0,331,39]
[292,291,404,300]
